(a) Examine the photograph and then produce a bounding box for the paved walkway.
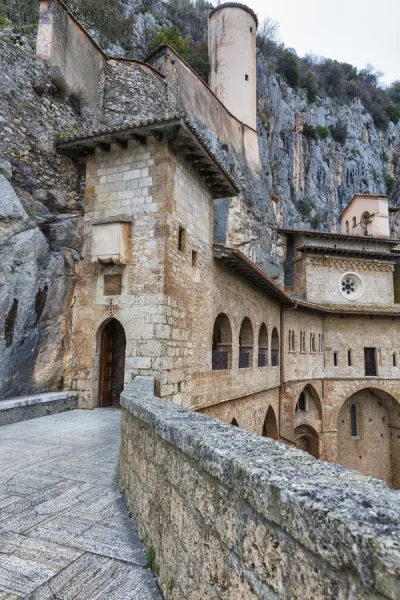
[0,409,161,599]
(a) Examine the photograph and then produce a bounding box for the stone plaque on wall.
[104,274,122,296]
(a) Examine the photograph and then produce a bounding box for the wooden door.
[100,329,113,407]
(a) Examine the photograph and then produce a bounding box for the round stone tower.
[208,3,258,130]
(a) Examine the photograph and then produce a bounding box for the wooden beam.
[151,131,163,142]
[115,138,128,149]
[166,125,181,141]
[133,134,146,145]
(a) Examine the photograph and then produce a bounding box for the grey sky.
[237,0,399,85]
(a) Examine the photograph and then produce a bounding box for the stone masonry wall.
[119,377,400,600]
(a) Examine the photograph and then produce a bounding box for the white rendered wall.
[208,6,257,130]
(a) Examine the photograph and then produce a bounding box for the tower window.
[245,74,249,81]
[393,352,397,367]
[192,250,197,267]
[178,226,185,252]
[297,392,306,412]
[250,26,253,33]
[348,350,352,366]
[333,352,338,366]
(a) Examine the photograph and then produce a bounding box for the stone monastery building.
[39,1,400,489]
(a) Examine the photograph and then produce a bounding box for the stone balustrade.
[119,376,400,600]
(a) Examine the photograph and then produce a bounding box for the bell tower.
[208,3,258,130]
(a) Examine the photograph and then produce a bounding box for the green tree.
[149,25,190,60]
[277,50,299,88]
[304,70,318,103]
[387,81,400,105]
[384,104,400,125]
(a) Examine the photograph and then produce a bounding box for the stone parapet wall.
[119,377,400,600]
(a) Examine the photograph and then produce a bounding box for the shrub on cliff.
[384,104,400,125]
[150,25,190,59]
[330,121,348,145]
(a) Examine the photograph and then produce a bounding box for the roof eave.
[56,117,240,199]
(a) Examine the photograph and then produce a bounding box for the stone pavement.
[0,409,161,599]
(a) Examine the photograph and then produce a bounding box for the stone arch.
[97,318,126,408]
[294,384,323,431]
[262,406,278,440]
[258,323,268,367]
[271,327,279,367]
[212,313,232,370]
[295,424,320,459]
[238,317,254,368]
[336,387,400,488]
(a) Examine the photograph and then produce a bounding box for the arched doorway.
[262,406,278,439]
[99,319,126,408]
[337,388,400,488]
[295,425,320,459]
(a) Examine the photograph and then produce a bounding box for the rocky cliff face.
[0,33,86,397]
[257,57,400,233]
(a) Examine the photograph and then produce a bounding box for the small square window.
[178,226,185,252]
[104,274,122,296]
[192,250,197,267]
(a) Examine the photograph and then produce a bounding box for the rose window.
[339,272,364,301]
[342,278,356,295]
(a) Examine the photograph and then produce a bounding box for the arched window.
[258,323,268,367]
[351,403,358,436]
[352,216,356,228]
[296,392,307,412]
[271,328,279,367]
[239,317,254,368]
[231,418,239,427]
[212,313,232,370]
[345,220,349,234]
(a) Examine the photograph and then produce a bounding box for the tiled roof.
[209,3,258,26]
[55,113,241,196]
[278,228,400,245]
[293,299,400,316]
[296,245,397,260]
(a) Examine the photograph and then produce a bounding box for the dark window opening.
[348,350,352,366]
[178,226,185,252]
[351,404,358,437]
[245,74,249,81]
[333,352,338,366]
[393,353,397,367]
[231,418,239,427]
[250,26,253,32]
[191,250,197,267]
[364,347,377,376]
[297,392,306,412]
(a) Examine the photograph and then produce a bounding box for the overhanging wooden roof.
[278,228,400,245]
[213,245,293,306]
[297,245,397,261]
[56,114,240,199]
